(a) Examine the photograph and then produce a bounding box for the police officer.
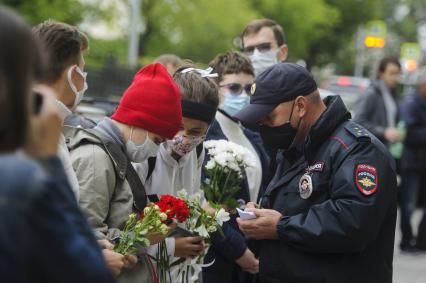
[235,63,397,283]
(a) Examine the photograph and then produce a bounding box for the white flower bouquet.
[170,190,231,283]
[202,139,256,209]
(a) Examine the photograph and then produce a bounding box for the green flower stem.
[221,170,233,202]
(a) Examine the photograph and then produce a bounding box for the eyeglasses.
[241,42,272,56]
[219,83,253,95]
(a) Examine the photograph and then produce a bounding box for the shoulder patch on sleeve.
[355,164,378,196]
[344,123,371,142]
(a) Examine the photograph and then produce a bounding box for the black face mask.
[260,101,300,151]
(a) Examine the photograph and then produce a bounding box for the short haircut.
[0,7,44,152]
[378,57,401,76]
[32,20,88,83]
[208,51,255,83]
[155,54,183,68]
[173,66,219,111]
[241,18,285,47]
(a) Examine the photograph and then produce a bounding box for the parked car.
[321,76,370,114]
[75,96,120,123]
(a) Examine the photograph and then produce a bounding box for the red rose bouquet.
[154,195,190,283]
[156,195,190,223]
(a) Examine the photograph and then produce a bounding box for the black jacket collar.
[305,95,351,153]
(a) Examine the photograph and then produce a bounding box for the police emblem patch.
[250,83,256,95]
[355,164,378,196]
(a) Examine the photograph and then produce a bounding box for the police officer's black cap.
[234,63,318,123]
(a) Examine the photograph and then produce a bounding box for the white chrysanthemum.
[195,225,209,238]
[227,160,241,173]
[205,159,216,170]
[214,152,231,167]
[215,208,230,226]
[205,139,256,168]
[206,224,217,233]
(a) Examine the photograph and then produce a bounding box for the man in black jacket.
[235,63,397,283]
[355,57,402,146]
[398,69,426,251]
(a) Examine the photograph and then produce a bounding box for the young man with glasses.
[241,18,288,76]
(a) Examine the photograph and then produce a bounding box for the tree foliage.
[0,0,112,25]
[140,0,258,63]
[4,0,416,74]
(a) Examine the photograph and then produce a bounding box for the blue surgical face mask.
[222,92,250,116]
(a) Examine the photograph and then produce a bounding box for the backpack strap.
[196,143,204,158]
[123,157,148,212]
[146,156,157,182]
[74,128,148,212]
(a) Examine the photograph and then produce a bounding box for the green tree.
[318,0,383,73]
[140,0,258,63]
[0,0,112,26]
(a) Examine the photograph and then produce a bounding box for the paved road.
[394,210,426,283]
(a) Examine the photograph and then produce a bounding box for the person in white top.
[209,51,267,205]
[32,20,89,201]
[134,66,219,269]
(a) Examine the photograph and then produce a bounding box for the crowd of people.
[0,4,424,283]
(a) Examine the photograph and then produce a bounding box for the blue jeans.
[399,171,426,247]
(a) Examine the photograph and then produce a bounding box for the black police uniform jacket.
[259,96,397,283]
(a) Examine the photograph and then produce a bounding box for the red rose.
[155,195,190,223]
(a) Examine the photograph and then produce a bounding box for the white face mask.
[56,99,72,119]
[249,48,279,76]
[67,66,88,110]
[125,127,160,163]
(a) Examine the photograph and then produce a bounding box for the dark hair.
[209,51,255,83]
[173,66,219,110]
[241,18,285,47]
[0,7,43,152]
[32,20,88,83]
[378,57,401,76]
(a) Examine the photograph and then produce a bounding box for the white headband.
[181,67,218,78]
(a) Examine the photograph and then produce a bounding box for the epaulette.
[344,123,371,143]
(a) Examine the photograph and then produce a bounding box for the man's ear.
[63,64,78,83]
[277,44,288,62]
[295,96,307,117]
